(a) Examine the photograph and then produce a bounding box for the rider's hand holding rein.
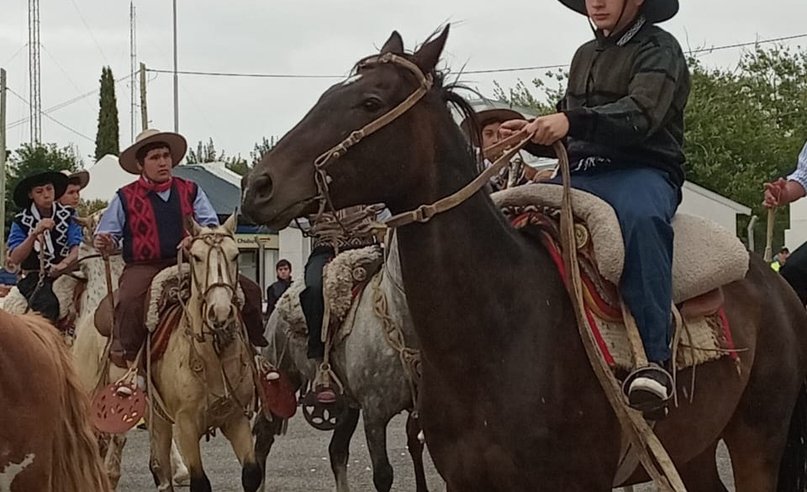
[93,233,118,256]
[177,235,192,251]
[34,218,55,235]
[498,114,570,145]
[764,177,806,209]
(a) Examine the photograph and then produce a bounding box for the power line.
[6,87,94,142]
[67,0,109,64]
[7,72,135,129]
[688,33,807,55]
[145,32,807,79]
[2,43,28,66]
[146,68,344,79]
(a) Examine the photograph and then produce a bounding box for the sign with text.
[234,233,279,249]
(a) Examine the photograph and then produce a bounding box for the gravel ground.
[118,414,734,491]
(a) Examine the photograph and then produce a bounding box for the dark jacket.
[266,278,292,315]
[528,17,690,186]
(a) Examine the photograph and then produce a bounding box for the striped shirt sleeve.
[787,141,807,192]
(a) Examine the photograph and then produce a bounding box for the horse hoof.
[173,470,191,486]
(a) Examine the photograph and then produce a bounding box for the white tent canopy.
[81,154,132,202]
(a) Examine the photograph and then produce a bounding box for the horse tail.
[777,380,807,492]
[27,317,111,492]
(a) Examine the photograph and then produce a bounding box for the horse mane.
[7,312,110,491]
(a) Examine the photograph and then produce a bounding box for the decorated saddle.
[492,184,749,372]
[2,273,86,343]
[276,245,384,343]
[93,264,246,361]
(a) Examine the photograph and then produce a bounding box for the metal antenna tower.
[28,0,41,143]
[130,1,137,140]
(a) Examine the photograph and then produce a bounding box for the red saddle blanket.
[510,210,738,371]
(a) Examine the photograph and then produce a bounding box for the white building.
[679,181,751,234]
[785,199,807,251]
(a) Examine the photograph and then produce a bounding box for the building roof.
[173,164,241,216]
[682,180,751,215]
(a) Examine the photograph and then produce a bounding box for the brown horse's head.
[242,25,478,228]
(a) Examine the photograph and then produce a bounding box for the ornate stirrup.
[622,364,674,420]
[91,365,147,434]
[301,362,348,431]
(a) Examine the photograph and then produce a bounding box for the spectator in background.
[771,247,790,272]
[266,259,293,316]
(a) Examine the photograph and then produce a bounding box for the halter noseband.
[186,232,240,336]
[312,52,434,217]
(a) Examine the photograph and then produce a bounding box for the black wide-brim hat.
[13,171,69,208]
[559,0,679,23]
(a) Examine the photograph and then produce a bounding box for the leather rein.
[310,50,535,229]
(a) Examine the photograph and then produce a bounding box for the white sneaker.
[627,365,672,415]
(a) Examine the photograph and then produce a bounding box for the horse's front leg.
[170,438,190,486]
[329,407,360,492]
[105,432,128,490]
[406,412,429,492]
[149,417,176,491]
[221,413,262,492]
[173,415,210,492]
[363,412,394,492]
[253,415,285,492]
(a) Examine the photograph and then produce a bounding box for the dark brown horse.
[242,27,807,491]
[0,309,109,491]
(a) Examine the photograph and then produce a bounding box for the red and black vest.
[118,177,197,264]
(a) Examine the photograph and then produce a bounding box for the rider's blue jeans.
[553,166,681,363]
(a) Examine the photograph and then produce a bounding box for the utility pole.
[0,68,7,265]
[139,63,148,131]
[172,0,179,132]
[129,1,137,141]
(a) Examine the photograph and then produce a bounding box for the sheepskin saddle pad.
[277,245,383,340]
[493,183,749,304]
[493,184,747,371]
[142,264,245,361]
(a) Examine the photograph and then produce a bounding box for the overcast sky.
[1,0,806,168]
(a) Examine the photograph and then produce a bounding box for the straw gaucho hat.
[118,129,188,175]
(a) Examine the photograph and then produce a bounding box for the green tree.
[4,143,83,231]
[186,138,224,164]
[495,46,807,250]
[95,66,120,159]
[76,198,109,217]
[250,136,277,167]
[224,155,250,176]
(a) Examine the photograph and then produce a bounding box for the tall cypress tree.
[94,66,120,159]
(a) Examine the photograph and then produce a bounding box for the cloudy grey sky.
[1,0,806,167]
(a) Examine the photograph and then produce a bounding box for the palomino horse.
[242,27,807,491]
[147,214,261,492]
[0,309,109,491]
[70,210,189,489]
[254,237,427,492]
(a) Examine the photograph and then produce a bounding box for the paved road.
[118,414,734,491]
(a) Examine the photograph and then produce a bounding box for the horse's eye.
[191,254,203,262]
[362,97,383,111]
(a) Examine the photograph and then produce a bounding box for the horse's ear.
[185,217,202,236]
[380,31,404,55]
[222,213,237,234]
[412,25,450,74]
